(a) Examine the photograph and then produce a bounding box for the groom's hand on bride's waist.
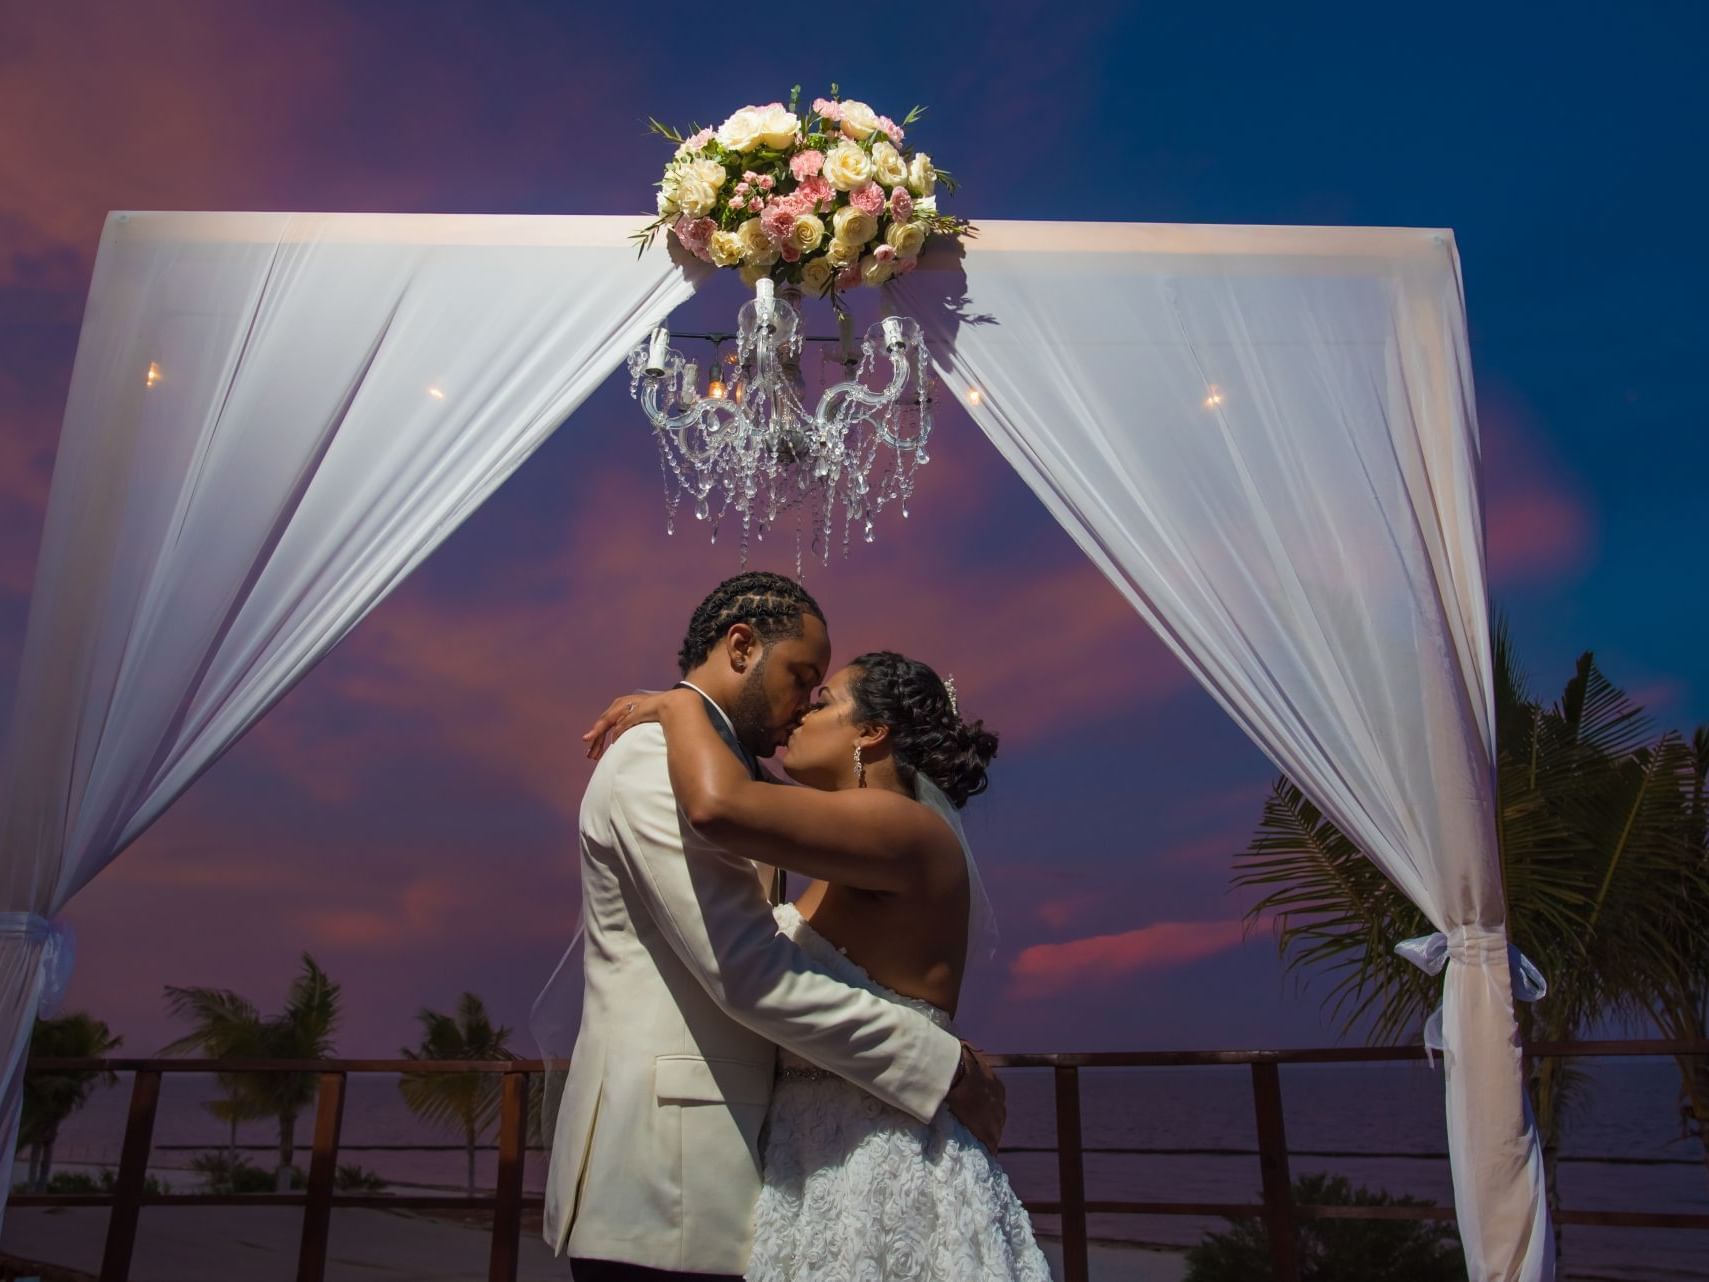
[945,1041,1006,1150]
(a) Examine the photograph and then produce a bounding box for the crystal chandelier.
[628,279,932,570]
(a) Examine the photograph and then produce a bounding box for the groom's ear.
[723,622,759,672]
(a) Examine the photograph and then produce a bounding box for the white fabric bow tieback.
[1394,924,1546,1066]
[0,913,77,1018]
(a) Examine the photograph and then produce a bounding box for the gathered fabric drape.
[3,212,1550,1277]
[898,220,1550,1280]
[0,212,704,1216]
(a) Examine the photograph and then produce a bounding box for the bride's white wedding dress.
[747,902,1053,1282]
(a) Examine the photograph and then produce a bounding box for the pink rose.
[889,188,913,222]
[836,261,862,289]
[790,150,825,180]
[761,203,797,244]
[878,115,904,147]
[850,182,884,215]
[682,127,714,152]
[873,243,896,263]
[758,174,775,190]
[780,240,801,263]
[812,97,842,121]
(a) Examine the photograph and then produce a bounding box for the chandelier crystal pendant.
[628,279,932,571]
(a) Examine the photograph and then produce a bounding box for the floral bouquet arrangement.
[635,84,970,302]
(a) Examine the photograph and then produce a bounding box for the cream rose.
[907,152,936,197]
[825,237,863,268]
[823,141,875,192]
[800,256,835,294]
[790,214,826,254]
[686,158,727,190]
[708,230,744,268]
[716,107,766,153]
[674,175,718,219]
[831,205,877,246]
[838,99,881,142]
[885,221,927,260]
[871,141,908,188]
[755,104,800,150]
[860,252,894,287]
[738,217,780,267]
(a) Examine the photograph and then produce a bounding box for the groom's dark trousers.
[568,1260,737,1281]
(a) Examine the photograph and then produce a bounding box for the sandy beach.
[1,1206,1187,1281]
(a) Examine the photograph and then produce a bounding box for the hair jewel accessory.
[943,675,959,717]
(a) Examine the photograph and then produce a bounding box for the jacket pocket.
[652,1054,771,1106]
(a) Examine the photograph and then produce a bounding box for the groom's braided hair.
[677,572,826,675]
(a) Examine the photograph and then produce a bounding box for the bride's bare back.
[795,871,971,1016]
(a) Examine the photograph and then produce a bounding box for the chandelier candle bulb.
[645,327,670,376]
[682,361,699,405]
[882,317,905,351]
[754,277,775,328]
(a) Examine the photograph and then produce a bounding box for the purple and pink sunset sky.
[1,1,1703,1058]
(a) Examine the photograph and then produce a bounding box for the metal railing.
[12,1039,1708,1282]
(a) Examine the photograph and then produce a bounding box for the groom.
[545,571,1005,1280]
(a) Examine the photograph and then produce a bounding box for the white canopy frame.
[0,212,1549,1279]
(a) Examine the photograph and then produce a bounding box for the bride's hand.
[581,689,688,761]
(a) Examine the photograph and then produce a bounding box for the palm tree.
[163,954,341,1191]
[399,993,517,1196]
[20,1013,122,1190]
[1231,624,1709,1261]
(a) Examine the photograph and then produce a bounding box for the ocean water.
[27,1055,1709,1281]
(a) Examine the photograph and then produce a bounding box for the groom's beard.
[729,651,778,758]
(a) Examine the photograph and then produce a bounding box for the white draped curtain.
[0,212,1550,1279]
[898,220,1550,1280]
[0,212,704,1212]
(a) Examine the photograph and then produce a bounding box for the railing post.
[1053,1065,1089,1282]
[488,1069,530,1282]
[1250,1061,1300,1282]
[100,1069,161,1282]
[296,1071,348,1282]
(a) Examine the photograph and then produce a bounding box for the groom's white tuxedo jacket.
[544,717,963,1274]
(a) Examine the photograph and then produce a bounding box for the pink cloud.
[1484,488,1592,585]
[1008,918,1250,1000]
[1478,384,1595,586]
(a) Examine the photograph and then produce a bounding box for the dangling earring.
[853,743,866,788]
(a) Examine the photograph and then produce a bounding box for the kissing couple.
[543,571,1051,1281]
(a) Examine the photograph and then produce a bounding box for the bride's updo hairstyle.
[846,651,998,809]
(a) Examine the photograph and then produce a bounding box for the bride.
[596,651,1051,1282]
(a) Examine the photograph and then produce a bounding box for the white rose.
[913,194,937,216]
[838,99,881,142]
[791,214,826,254]
[831,205,877,246]
[800,256,835,294]
[716,107,766,153]
[755,104,800,150]
[708,230,744,268]
[860,252,894,287]
[826,237,863,268]
[656,188,677,217]
[823,141,875,192]
[739,262,770,286]
[871,141,908,188]
[675,175,718,219]
[907,152,936,197]
[885,222,927,259]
